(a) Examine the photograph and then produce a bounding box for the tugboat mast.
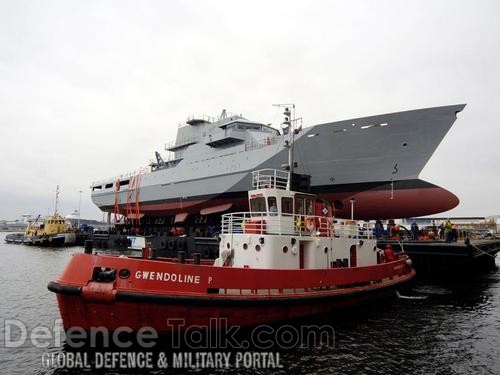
[273,103,296,190]
[54,185,60,216]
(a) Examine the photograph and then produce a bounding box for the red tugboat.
[48,169,415,332]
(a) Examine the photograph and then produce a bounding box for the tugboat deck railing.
[251,169,290,190]
[221,212,375,239]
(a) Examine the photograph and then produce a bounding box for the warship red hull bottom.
[106,178,458,220]
[48,253,414,331]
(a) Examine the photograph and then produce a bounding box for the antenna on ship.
[54,185,60,216]
[273,103,296,190]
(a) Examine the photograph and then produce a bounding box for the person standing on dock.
[444,219,453,243]
[411,220,419,241]
[431,220,437,236]
[439,222,445,240]
[386,219,395,239]
[451,223,458,242]
[374,220,383,239]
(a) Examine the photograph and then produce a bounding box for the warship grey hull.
[91,104,465,220]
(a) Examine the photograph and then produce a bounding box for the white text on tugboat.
[134,271,201,284]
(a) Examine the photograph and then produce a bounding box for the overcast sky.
[1,0,499,220]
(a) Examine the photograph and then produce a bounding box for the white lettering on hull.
[134,271,201,284]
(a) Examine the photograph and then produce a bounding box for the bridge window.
[282,197,293,214]
[306,199,314,215]
[295,197,304,215]
[250,197,266,215]
[268,197,277,215]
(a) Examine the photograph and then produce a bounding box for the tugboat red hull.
[48,253,415,332]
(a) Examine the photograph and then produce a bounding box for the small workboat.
[24,215,76,246]
[24,187,76,247]
[48,169,415,332]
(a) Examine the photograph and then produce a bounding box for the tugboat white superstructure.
[219,169,377,271]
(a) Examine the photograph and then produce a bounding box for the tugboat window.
[282,197,293,214]
[250,197,266,216]
[295,197,304,215]
[268,197,278,215]
[306,199,314,215]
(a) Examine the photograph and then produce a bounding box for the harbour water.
[1,232,500,374]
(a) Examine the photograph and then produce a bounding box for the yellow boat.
[24,186,76,246]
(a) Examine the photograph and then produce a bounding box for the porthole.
[226,243,231,249]
[255,244,261,252]
[118,269,130,279]
[243,243,248,250]
[324,247,328,254]
[283,246,288,254]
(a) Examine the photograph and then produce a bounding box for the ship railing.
[164,136,199,151]
[91,167,149,189]
[252,169,290,190]
[331,219,375,239]
[221,212,374,239]
[244,135,280,151]
[185,114,216,124]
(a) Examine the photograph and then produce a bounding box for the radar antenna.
[273,104,298,190]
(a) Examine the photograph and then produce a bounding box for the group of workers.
[373,219,459,242]
[373,220,401,239]
[411,219,458,242]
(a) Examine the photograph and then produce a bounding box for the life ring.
[305,217,316,232]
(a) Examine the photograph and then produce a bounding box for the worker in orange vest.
[384,245,396,262]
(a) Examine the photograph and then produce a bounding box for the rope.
[135,173,142,224]
[396,237,406,254]
[125,175,135,221]
[113,179,121,223]
[472,243,498,258]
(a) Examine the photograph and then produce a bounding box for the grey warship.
[91,104,465,221]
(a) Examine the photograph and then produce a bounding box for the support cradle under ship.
[91,104,465,222]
